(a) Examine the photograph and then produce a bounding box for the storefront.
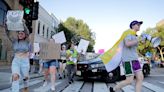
[0,0,9,61]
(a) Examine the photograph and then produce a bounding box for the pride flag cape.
[100,29,136,72]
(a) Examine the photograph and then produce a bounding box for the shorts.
[58,59,67,63]
[43,60,59,68]
[123,60,141,76]
[12,56,30,78]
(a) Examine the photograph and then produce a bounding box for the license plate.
[92,69,97,72]
[76,71,81,76]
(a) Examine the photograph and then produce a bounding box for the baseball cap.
[130,20,143,29]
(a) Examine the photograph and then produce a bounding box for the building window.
[47,28,49,38]
[37,21,40,34]
[0,0,8,26]
[43,25,45,37]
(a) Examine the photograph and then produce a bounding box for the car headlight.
[91,63,104,68]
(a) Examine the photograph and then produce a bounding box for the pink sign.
[98,49,105,54]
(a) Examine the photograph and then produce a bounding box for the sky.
[39,0,164,52]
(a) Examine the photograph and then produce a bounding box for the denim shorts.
[123,60,141,76]
[11,56,30,78]
[43,60,59,68]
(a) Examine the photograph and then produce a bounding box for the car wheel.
[103,67,121,83]
[142,64,150,77]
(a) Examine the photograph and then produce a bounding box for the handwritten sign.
[39,41,61,59]
[6,10,24,31]
[77,39,90,55]
[52,31,66,44]
[34,43,40,53]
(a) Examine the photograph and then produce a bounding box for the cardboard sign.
[77,39,90,55]
[52,31,66,44]
[6,10,24,31]
[34,43,40,53]
[39,41,61,59]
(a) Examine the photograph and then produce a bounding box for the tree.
[155,26,164,61]
[57,17,95,52]
[138,26,164,62]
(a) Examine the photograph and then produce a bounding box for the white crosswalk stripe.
[122,85,135,92]
[93,82,108,92]
[1,79,164,92]
[33,81,61,92]
[0,80,42,92]
[142,82,164,92]
[159,81,164,84]
[62,81,84,92]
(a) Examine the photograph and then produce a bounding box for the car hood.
[78,57,103,64]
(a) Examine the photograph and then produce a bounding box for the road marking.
[62,81,84,92]
[1,79,42,92]
[116,82,134,92]
[149,75,164,77]
[122,85,134,92]
[159,82,164,84]
[143,82,164,92]
[93,82,108,92]
[33,81,61,92]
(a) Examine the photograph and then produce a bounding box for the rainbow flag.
[100,29,136,72]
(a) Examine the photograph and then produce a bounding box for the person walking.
[42,59,58,91]
[6,21,31,92]
[66,43,78,84]
[110,20,144,92]
[58,45,67,79]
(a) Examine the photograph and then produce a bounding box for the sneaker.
[51,86,55,91]
[43,81,48,87]
[109,87,115,92]
[71,79,74,83]
[23,79,29,88]
[59,76,62,79]
[69,81,72,84]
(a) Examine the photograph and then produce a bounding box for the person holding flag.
[101,20,144,92]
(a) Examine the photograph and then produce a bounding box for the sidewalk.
[0,72,43,90]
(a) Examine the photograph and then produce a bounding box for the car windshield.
[86,54,100,61]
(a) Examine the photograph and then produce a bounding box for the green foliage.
[57,17,95,52]
[138,26,164,58]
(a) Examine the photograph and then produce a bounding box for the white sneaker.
[51,86,55,91]
[43,81,48,87]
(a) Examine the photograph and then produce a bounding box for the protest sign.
[52,31,66,44]
[6,10,24,31]
[39,41,61,59]
[34,43,40,53]
[77,39,90,55]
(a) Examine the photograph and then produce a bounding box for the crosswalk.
[1,79,164,92]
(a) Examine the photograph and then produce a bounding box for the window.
[43,25,45,37]
[47,28,49,38]
[37,21,40,34]
[0,1,8,26]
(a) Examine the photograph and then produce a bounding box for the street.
[0,68,164,92]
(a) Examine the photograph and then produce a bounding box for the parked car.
[76,57,124,83]
[76,57,150,83]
